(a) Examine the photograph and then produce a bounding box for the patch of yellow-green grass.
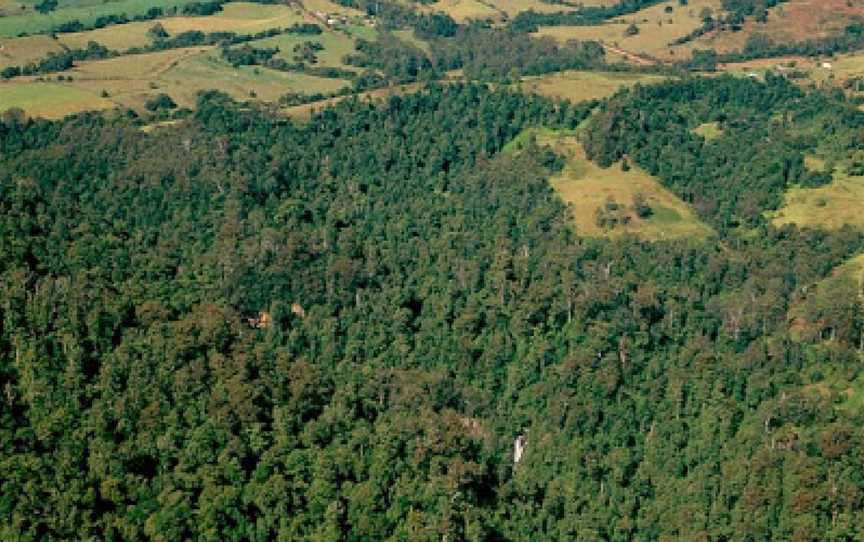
[56,21,154,51]
[0,35,64,68]
[282,82,422,121]
[393,30,430,53]
[833,252,864,286]
[804,154,827,172]
[520,70,670,104]
[153,49,349,107]
[14,47,212,111]
[302,0,365,18]
[0,81,114,118]
[839,372,864,415]
[483,0,577,17]
[67,46,209,80]
[769,168,864,230]
[140,119,181,132]
[535,0,723,60]
[426,0,503,22]
[159,3,310,34]
[0,0,25,16]
[344,24,378,41]
[692,121,723,141]
[510,128,713,240]
[787,251,864,343]
[252,28,359,71]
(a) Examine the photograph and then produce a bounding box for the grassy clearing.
[154,49,349,106]
[50,47,214,110]
[482,0,577,17]
[302,0,365,18]
[839,371,864,415]
[769,167,864,231]
[0,34,63,68]
[159,2,309,34]
[252,28,359,71]
[140,118,181,132]
[520,70,669,104]
[535,0,723,60]
[692,121,723,141]
[787,251,864,345]
[56,22,154,51]
[393,29,429,53]
[804,154,827,172]
[69,46,206,79]
[508,128,713,240]
[343,24,377,41]
[282,82,421,121]
[0,81,113,118]
[425,0,502,23]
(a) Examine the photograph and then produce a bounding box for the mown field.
[421,0,502,23]
[692,121,723,141]
[507,128,714,240]
[0,81,114,117]
[282,82,422,120]
[769,164,864,231]
[0,35,63,68]
[520,70,670,103]
[253,28,360,72]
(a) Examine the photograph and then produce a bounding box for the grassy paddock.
[0,34,63,68]
[301,0,365,18]
[154,49,349,106]
[282,82,422,121]
[424,0,502,23]
[252,28,359,71]
[507,128,714,240]
[769,168,864,230]
[0,81,113,117]
[520,70,669,103]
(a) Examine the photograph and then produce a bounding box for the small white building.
[822,61,833,69]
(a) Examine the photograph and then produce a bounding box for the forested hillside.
[2,78,864,541]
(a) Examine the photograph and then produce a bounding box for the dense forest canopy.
[2,76,864,541]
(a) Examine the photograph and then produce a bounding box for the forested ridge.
[2,78,864,541]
